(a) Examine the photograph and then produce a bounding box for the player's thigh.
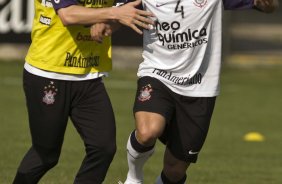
[70,78,116,147]
[23,70,70,149]
[133,76,174,139]
[135,111,166,138]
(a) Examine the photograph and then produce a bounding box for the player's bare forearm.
[57,0,154,34]
[254,0,279,13]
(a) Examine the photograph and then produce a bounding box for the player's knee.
[44,157,59,170]
[136,129,158,146]
[135,113,165,146]
[102,142,116,160]
[86,142,116,162]
[163,161,189,181]
[30,146,61,170]
[41,151,60,170]
[163,166,187,182]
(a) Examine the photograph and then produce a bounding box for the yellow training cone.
[244,132,265,142]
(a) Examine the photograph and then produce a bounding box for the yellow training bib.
[26,0,114,74]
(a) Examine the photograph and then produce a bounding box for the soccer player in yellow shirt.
[12,0,154,183]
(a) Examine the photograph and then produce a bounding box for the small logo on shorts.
[188,150,199,155]
[194,0,207,8]
[138,84,153,102]
[42,81,58,105]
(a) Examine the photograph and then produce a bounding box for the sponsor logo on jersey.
[193,0,207,8]
[39,15,51,26]
[138,84,153,102]
[76,32,96,41]
[155,20,208,50]
[42,81,58,105]
[152,69,202,86]
[41,0,53,8]
[64,52,100,68]
[78,0,108,7]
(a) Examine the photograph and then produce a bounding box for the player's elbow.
[57,6,78,26]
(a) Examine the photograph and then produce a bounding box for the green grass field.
[0,61,282,184]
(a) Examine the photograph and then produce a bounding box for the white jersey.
[138,0,223,97]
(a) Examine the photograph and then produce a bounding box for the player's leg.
[125,112,166,184]
[125,77,173,184]
[70,78,116,184]
[13,70,70,184]
[156,96,216,184]
[155,148,189,184]
[135,111,166,146]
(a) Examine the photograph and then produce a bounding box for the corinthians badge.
[194,0,207,8]
[42,81,58,105]
[138,84,153,102]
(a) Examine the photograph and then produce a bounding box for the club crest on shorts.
[194,0,207,8]
[138,84,153,102]
[42,81,58,105]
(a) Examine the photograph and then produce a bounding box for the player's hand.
[112,0,155,34]
[90,22,121,43]
[254,0,279,13]
[90,23,112,43]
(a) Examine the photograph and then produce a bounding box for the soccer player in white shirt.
[92,0,279,183]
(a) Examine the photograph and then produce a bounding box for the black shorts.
[133,76,216,163]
